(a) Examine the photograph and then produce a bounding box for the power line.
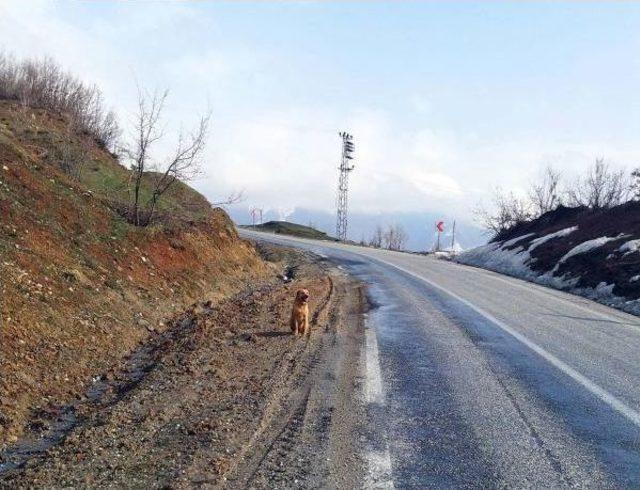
[336,132,355,241]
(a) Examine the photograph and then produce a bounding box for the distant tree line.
[476,159,640,236]
[368,223,408,251]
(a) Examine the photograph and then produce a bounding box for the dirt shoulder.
[0,245,366,489]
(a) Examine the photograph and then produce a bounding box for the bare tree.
[124,87,211,226]
[632,167,640,200]
[146,112,211,223]
[368,224,384,248]
[392,224,408,250]
[211,190,245,208]
[474,187,532,236]
[124,88,167,226]
[50,139,89,180]
[382,226,393,250]
[528,165,562,217]
[382,223,408,251]
[565,158,632,209]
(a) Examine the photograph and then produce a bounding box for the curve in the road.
[241,229,640,488]
[373,255,640,429]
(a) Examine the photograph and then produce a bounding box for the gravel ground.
[0,247,365,489]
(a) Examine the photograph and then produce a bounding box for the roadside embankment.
[456,204,640,315]
[0,100,269,446]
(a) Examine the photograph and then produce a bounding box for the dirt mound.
[0,101,270,446]
[457,201,640,315]
[494,205,588,243]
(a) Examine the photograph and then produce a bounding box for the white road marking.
[365,450,395,489]
[365,326,384,405]
[374,257,640,429]
[363,319,395,488]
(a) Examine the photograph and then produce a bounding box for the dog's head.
[295,289,310,304]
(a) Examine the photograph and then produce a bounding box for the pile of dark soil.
[490,202,640,302]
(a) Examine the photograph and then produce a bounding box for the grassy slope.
[0,101,270,444]
[243,221,337,241]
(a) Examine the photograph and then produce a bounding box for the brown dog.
[290,288,310,336]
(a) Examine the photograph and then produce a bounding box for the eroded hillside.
[0,101,270,444]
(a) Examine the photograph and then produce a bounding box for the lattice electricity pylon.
[335,132,355,241]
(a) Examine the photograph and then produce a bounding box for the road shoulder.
[1,246,366,489]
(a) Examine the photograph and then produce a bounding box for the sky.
[2,1,640,246]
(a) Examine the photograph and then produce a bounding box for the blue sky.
[2,1,640,242]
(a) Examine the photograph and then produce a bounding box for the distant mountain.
[228,207,487,252]
[241,220,337,241]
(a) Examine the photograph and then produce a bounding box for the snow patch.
[502,233,535,248]
[433,242,465,255]
[455,229,640,317]
[552,235,626,273]
[448,241,465,253]
[528,226,578,252]
[456,242,536,280]
[594,282,615,296]
[619,239,640,255]
[457,227,580,281]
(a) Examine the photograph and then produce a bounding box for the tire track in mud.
[223,274,366,489]
[0,309,203,477]
[220,276,336,488]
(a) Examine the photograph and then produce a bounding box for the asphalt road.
[240,229,640,489]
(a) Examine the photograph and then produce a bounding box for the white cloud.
[197,106,469,216]
[2,1,640,225]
